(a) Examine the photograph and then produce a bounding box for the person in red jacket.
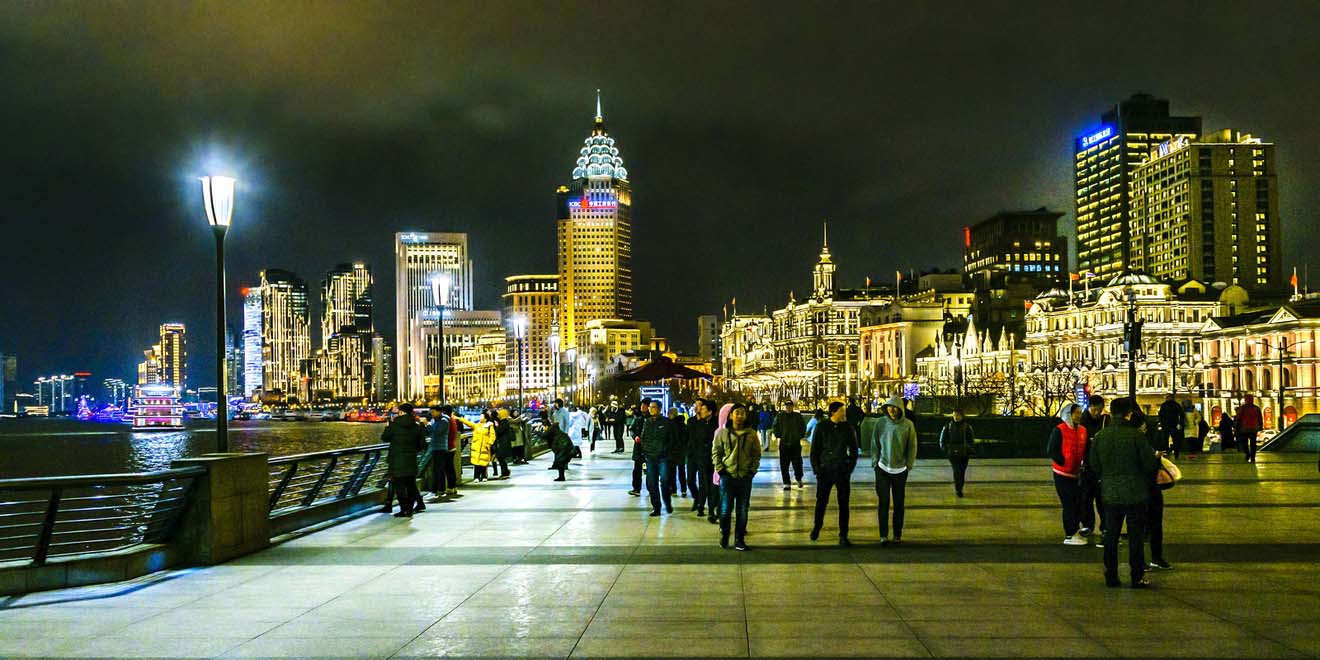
[1048,403,1090,545]
[1235,395,1264,463]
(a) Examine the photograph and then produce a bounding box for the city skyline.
[3,3,1320,386]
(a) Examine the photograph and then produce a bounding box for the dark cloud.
[3,1,1319,385]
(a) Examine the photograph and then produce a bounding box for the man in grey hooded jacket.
[870,395,918,544]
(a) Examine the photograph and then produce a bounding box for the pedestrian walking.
[610,400,627,453]
[686,398,720,522]
[666,407,689,498]
[1089,397,1159,588]
[809,401,858,545]
[627,403,646,496]
[509,409,529,465]
[1235,395,1263,463]
[383,404,426,518]
[568,405,592,456]
[469,409,497,482]
[713,403,761,550]
[640,401,678,515]
[773,400,807,490]
[492,408,514,479]
[1157,394,1184,458]
[846,397,865,438]
[1183,399,1204,459]
[1049,403,1090,546]
[589,406,603,452]
[757,403,775,451]
[1218,407,1237,452]
[938,408,974,497]
[871,395,917,545]
[548,418,575,481]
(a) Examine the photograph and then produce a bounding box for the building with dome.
[557,91,633,350]
[1023,272,1241,412]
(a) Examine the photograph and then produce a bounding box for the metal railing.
[0,467,204,566]
[265,433,478,515]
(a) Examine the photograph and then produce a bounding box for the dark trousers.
[1164,430,1185,457]
[948,454,969,494]
[1147,487,1165,562]
[1079,474,1102,532]
[388,476,422,514]
[666,459,687,497]
[875,468,909,539]
[689,459,716,512]
[431,450,456,494]
[1240,431,1258,461]
[813,471,851,538]
[780,445,804,484]
[473,465,488,481]
[645,456,672,512]
[494,457,509,476]
[614,424,626,452]
[1103,502,1148,583]
[719,474,753,542]
[1053,473,1082,536]
[632,456,643,491]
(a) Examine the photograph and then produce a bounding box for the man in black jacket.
[1157,394,1185,458]
[686,399,720,521]
[809,401,860,545]
[639,401,676,516]
[773,400,807,491]
[938,408,974,497]
[1079,395,1109,537]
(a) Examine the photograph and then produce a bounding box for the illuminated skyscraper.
[0,353,15,412]
[503,275,560,398]
[322,263,374,342]
[158,323,187,390]
[395,232,472,400]
[1074,93,1201,279]
[1130,130,1281,289]
[260,269,311,398]
[242,287,263,396]
[557,90,633,349]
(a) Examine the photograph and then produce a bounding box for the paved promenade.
[2,450,1318,659]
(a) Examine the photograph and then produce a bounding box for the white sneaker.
[1063,534,1087,546]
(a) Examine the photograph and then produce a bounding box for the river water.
[0,419,390,478]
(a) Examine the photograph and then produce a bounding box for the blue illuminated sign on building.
[574,197,617,210]
[1078,126,1115,149]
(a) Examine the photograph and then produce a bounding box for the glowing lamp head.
[200,176,237,229]
[431,274,452,307]
[513,317,528,339]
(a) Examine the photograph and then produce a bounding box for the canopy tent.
[614,356,713,382]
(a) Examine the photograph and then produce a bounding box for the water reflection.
[0,419,388,478]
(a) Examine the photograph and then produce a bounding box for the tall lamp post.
[1253,337,1310,431]
[549,328,560,403]
[201,176,235,452]
[431,274,451,404]
[513,317,527,411]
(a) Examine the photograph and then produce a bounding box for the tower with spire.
[557,90,634,348]
[812,222,836,298]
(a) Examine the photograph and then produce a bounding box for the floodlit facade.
[557,92,633,349]
[1024,274,1240,412]
[242,287,263,396]
[319,263,374,401]
[445,331,507,406]
[858,289,975,400]
[722,228,891,405]
[260,269,311,399]
[409,310,502,402]
[1130,130,1281,290]
[1074,94,1202,279]
[1201,298,1320,430]
[395,232,473,400]
[157,323,187,391]
[697,314,722,370]
[503,274,560,401]
[322,263,374,341]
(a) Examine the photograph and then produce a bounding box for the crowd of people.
[378,391,1267,587]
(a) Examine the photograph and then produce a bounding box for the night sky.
[3,2,1319,388]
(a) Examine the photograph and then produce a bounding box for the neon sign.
[1079,126,1114,149]
[574,197,617,210]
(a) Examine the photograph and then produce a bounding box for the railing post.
[301,457,338,507]
[338,453,372,499]
[32,487,62,567]
[347,451,382,497]
[268,464,297,511]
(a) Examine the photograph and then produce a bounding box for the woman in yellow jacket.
[467,409,497,482]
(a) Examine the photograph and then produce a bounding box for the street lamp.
[548,327,560,403]
[431,274,451,404]
[201,176,235,452]
[577,353,588,406]
[512,316,527,411]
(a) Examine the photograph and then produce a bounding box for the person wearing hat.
[870,395,917,544]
